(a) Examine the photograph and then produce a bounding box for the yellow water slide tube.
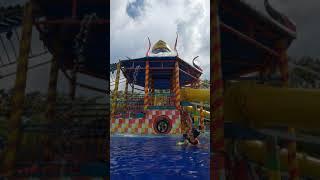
[237,141,320,178]
[224,82,320,132]
[180,88,210,103]
[180,82,320,127]
[224,82,320,178]
[180,83,320,177]
[182,82,320,132]
[180,88,210,118]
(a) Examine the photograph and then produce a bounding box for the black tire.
[153,115,172,134]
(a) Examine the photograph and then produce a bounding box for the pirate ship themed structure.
[110,36,206,135]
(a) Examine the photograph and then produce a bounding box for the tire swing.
[153,115,172,134]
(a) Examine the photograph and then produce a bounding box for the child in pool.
[188,128,200,145]
[178,129,200,145]
[177,133,189,145]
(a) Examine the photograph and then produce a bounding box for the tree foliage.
[289,56,320,88]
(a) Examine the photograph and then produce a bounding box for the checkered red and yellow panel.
[111,110,181,134]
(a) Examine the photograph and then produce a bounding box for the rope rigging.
[73,13,98,66]
[132,65,141,95]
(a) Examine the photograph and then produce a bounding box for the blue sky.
[110,0,210,80]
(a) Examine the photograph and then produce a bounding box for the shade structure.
[218,0,296,79]
[120,56,202,89]
[34,0,109,79]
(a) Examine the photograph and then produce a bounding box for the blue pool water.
[110,133,210,180]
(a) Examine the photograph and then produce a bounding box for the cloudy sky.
[111,0,320,82]
[110,0,211,80]
[244,0,320,59]
[0,0,319,93]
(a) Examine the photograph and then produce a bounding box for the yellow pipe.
[181,88,210,103]
[237,141,320,178]
[180,88,210,118]
[184,106,210,119]
[182,82,320,132]
[181,83,320,178]
[224,82,320,132]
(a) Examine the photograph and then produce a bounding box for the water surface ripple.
[111,134,210,180]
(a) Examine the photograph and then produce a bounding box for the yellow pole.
[143,60,150,110]
[124,79,128,109]
[111,62,121,119]
[193,105,199,128]
[200,102,205,133]
[1,2,33,176]
[211,0,225,179]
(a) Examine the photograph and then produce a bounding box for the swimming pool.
[110,133,210,180]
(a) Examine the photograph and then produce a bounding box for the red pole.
[143,60,150,110]
[211,1,225,179]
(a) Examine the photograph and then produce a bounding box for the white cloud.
[110,0,210,80]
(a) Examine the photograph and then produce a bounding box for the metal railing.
[113,92,176,117]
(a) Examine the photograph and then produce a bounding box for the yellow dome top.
[151,40,172,54]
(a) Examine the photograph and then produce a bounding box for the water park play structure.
[0,0,108,176]
[110,39,208,135]
[110,0,320,179]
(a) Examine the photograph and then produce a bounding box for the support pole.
[111,62,121,119]
[1,2,33,176]
[288,128,299,180]
[131,83,134,95]
[124,79,129,109]
[211,0,225,179]
[193,105,199,128]
[174,60,181,109]
[43,55,59,161]
[170,76,175,106]
[277,39,299,180]
[151,78,155,106]
[200,102,205,133]
[69,66,77,101]
[143,60,150,110]
[266,136,281,180]
[277,40,289,86]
